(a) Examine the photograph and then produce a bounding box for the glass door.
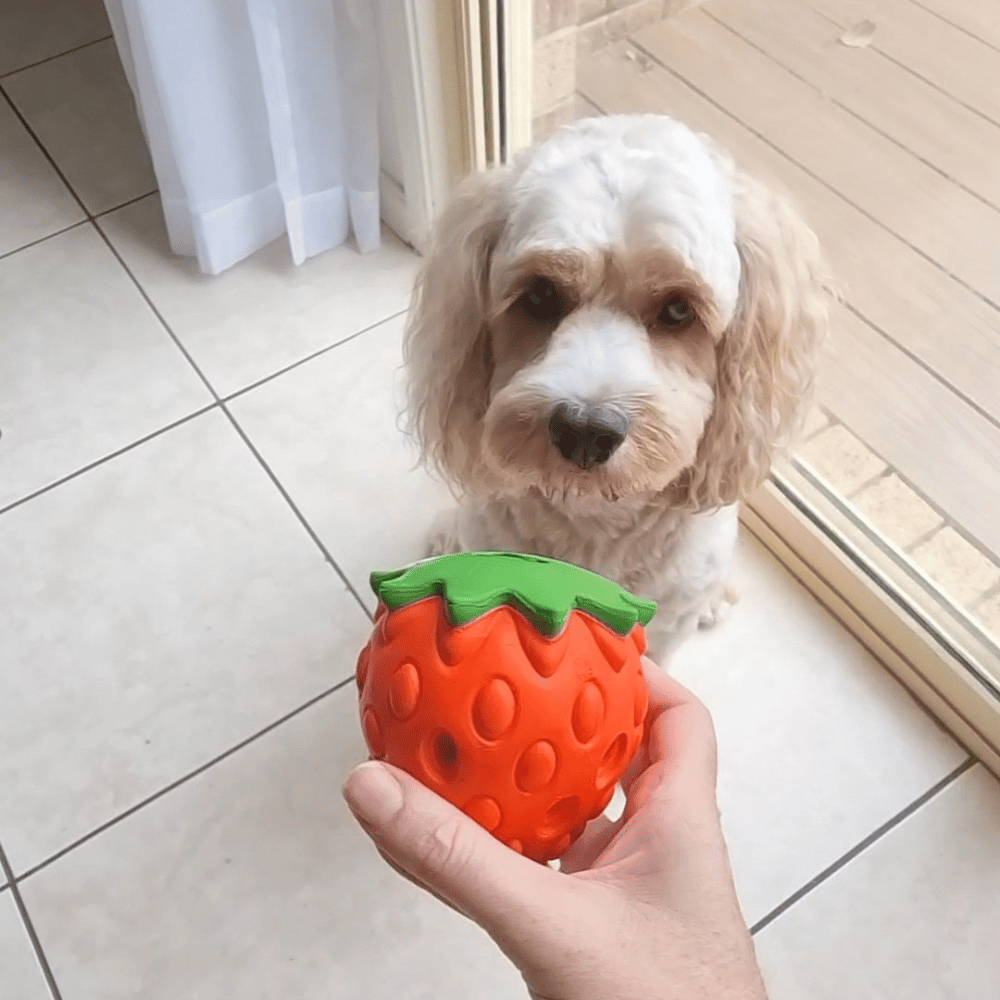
[487,0,1000,766]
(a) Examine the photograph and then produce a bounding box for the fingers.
[565,666,721,876]
[558,814,624,874]
[639,657,718,791]
[640,655,707,722]
[618,745,649,796]
[615,659,699,798]
[375,845,467,917]
[343,761,570,945]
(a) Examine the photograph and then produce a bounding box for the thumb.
[343,761,566,945]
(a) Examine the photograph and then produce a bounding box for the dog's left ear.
[403,167,511,488]
[680,170,834,508]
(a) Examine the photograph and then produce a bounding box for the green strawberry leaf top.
[370,551,656,638]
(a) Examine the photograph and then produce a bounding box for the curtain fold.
[104,0,380,275]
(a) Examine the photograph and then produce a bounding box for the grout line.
[971,581,1000,612]
[0,840,64,1000]
[907,0,1000,56]
[798,409,832,444]
[0,87,91,218]
[750,756,977,936]
[219,403,374,620]
[15,674,358,885]
[0,219,89,262]
[0,405,217,518]
[628,36,1000,319]
[884,473,1000,571]
[845,468,892,502]
[904,523,945,556]
[89,214,386,618]
[221,308,409,403]
[703,7,1000,217]
[806,5,1000,132]
[580,91,608,116]
[0,34,114,79]
[0,194,156,264]
[89,218,220,398]
[94,188,159,218]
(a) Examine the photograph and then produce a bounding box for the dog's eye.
[657,294,695,329]
[518,278,564,322]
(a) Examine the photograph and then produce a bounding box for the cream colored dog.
[403,114,831,660]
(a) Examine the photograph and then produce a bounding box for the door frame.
[746,477,1000,775]
[375,0,532,250]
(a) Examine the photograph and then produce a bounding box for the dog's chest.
[461,493,735,603]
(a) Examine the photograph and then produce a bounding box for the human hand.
[342,657,767,1000]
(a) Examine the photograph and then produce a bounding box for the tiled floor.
[2,10,999,1000]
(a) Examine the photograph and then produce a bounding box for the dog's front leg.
[697,582,739,629]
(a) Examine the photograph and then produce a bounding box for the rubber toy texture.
[356,551,656,862]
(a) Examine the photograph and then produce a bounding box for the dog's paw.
[698,584,738,630]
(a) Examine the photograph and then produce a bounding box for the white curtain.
[103,0,380,275]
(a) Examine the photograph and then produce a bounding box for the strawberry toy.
[355,551,656,862]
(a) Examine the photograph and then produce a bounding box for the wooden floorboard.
[910,0,1000,53]
[818,305,1000,560]
[577,42,1000,424]
[706,0,1000,210]
[806,0,1000,126]
[633,9,1000,308]
[577,36,1000,559]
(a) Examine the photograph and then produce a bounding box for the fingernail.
[343,762,404,827]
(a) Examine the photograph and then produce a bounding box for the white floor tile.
[0,891,50,1000]
[99,196,420,396]
[0,224,211,509]
[228,313,452,610]
[19,687,524,1000]
[755,764,1000,999]
[0,410,372,874]
[670,532,968,926]
[0,98,83,257]
[4,40,157,216]
[0,0,110,76]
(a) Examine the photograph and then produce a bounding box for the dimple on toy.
[355,551,656,862]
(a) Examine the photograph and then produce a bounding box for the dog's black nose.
[548,404,627,469]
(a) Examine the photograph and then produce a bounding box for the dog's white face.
[406,114,830,510]
[484,117,740,502]
[485,254,716,502]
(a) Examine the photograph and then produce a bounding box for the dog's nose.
[548,404,627,469]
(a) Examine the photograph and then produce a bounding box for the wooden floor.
[577,0,1000,573]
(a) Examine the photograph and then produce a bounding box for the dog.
[402,113,831,662]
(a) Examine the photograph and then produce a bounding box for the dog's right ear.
[403,168,511,488]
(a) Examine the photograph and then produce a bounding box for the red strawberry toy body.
[356,551,656,862]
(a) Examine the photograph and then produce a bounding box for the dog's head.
[404,114,831,508]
